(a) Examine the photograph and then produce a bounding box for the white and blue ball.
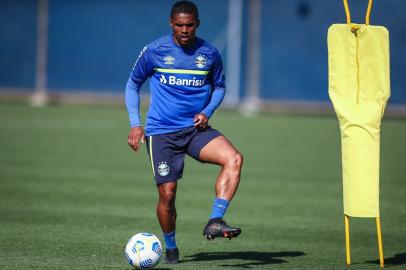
[125,233,162,269]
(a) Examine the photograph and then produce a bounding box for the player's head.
[170,1,200,47]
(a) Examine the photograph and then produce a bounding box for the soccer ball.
[125,233,162,269]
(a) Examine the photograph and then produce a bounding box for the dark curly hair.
[170,1,199,20]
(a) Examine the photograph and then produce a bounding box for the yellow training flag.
[328,0,390,217]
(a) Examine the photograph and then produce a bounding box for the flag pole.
[376,217,384,268]
[344,215,351,265]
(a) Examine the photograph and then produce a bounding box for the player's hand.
[193,113,209,130]
[128,127,145,152]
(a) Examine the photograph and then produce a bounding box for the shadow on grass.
[182,251,305,268]
[368,253,406,267]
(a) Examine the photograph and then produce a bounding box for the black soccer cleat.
[203,219,241,240]
[163,247,179,264]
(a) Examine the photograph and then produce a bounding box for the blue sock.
[163,231,177,249]
[209,198,230,220]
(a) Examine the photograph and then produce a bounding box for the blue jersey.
[125,34,226,136]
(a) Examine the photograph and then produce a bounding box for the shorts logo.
[164,56,175,65]
[157,162,170,177]
[195,55,206,69]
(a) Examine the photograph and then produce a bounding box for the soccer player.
[125,0,243,264]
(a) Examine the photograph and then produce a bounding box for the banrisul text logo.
[159,75,167,84]
[159,75,205,87]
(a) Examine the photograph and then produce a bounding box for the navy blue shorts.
[145,126,222,184]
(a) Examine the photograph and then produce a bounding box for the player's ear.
[196,19,200,28]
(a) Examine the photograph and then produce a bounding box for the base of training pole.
[344,215,384,268]
[376,217,384,268]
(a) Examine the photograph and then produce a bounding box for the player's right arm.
[126,76,145,152]
[125,46,154,152]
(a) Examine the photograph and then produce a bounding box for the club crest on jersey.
[164,56,175,65]
[157,162,170,177]
[195,55,206,69]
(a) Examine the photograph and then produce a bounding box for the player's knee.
[159,187,176,207]
[235,152,244,169]
[226,151,243,170]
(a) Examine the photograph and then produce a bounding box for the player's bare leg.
[199,135,243,201]
[157,182,177,232]
[157,182,179,263]
[199,135,243,240]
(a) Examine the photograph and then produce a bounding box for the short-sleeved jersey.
[130,34,225,136]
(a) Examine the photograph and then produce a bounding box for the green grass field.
[1,103,405,269]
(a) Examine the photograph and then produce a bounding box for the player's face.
[170,13,199,47]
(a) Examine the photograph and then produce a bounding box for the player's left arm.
[195,50,226,129]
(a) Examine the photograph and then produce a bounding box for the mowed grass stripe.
[0,103,405,269]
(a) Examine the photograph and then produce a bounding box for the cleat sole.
[204,232,240,240]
